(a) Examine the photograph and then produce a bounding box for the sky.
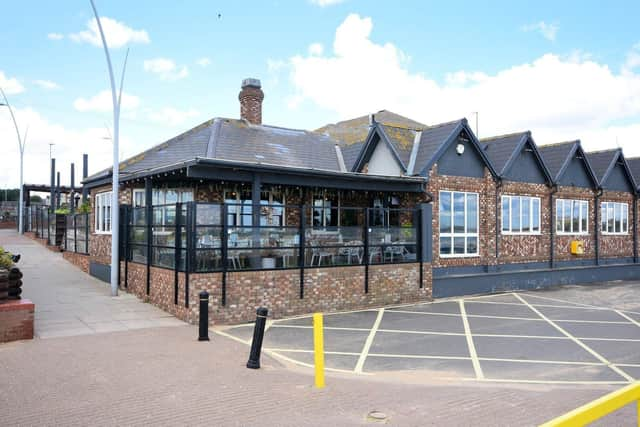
[1,0,640,188]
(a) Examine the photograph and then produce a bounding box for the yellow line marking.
[354,308,384,374]
[467,299,619,311]
[212,328,251,345]
[615,310,640,328]
[386,309,461,317]
[459,300,484,380]
[264,349,368,375]
[264,319,273,333]
[480,378,630,385]
[513,293,634,382]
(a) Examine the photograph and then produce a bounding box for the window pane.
[580,202,588,233]
[502,197,510,232]
[466,193,478,233]
[439,237,451,255]
[522,197,530,232]
[614,203,621,233]
[439,192,451,233]
[607,203,614,233]
[563,200,571,233]
[466,237,478,254]
[622,204,628,232]
[601,203,607,232]
[572,201,580,233]
[453,237,465,254]
[532,199,540,232]
[453,193,465,233]
[556,200,563,232]
[511,197,520,232]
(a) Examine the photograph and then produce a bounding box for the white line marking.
[212,328,251,345]
[467,299,618,311]
[368,353,470,361]
[459,300,484,379]
[615,310,640,328]
[270,324,371,332]
[478,378,630,385]
[354,308,384,373]
[378,328,465,337]
[513,293,634,382]
[386,309,461,318]
[554,319,631,325]
[266,348,360,356]
[264,319,273,333]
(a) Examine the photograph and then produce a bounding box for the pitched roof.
[481,132,528,175]
[86,118,345,182]
[587,149,619,183]
[413,119,466,175]
[538,141,577,180]
[627,157,640,188]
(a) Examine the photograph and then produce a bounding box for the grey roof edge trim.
[419,119,499,180]
[576,144,601,189]
[205,118,222,158]
[350,125,378,172]
[552,141,579,182]
[192,157,426,183]
[406,130,422,175]
[601,149,639,193]
[334,145,347,172]
[502,132,554,185]
[597,148,622,189]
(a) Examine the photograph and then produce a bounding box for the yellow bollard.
[313,312,325,388]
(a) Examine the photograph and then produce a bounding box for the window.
[556,199,589,234]
[601,201,628,234]
[224,188,286,226]
[439,191,478,256]
[95,192,112,233]
[313,190,338,227]
[501,195,540,234]
[132,188,193,208]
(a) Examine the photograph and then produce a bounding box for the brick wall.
[600,190,635,259]
[62,252,90,274]
[427,165,497,268]
[0,299,34,342]
[498,181,551,264]
[120,260,432,325]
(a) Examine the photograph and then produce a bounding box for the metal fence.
[63,214,90,254]
[122,202,419,273]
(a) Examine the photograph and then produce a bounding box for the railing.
[63,213,89,254]
[540,382,640,426]
[124,202,419,273]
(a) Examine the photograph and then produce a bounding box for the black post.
[198,290,210,341]
[56,172,61,209]
[299,204,306,299]
[50,158,55,213]
[221,204,228,306]
[145,178,152,295]
[364,208,370,293]
[70,163,75,214]
[246,307,268,369]
[174,202,182,304]
[124,207,129,288]
[74,215,78,253]
[82,154,88,204]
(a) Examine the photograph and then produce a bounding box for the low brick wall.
[62,252,90,274]
[120,261,432,325]
[0,299,34,343]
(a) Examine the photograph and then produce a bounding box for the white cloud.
[74,90,140,112]
[279,14,640,157]
[47,33,64,40]
[522,21,559,41]
[624,42,640,73]
[69,17,150,48]
[147,107,199,126]
[143,58,189,81]
[196,57,212,67]
[33,80,61,90]
[0,71,25,94]
[308,43,324,56]
[310,0,345,6]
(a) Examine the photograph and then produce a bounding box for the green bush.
[78,201,91,214]
[0,247,14,270]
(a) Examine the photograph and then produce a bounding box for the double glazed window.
[225,189,286,226]
[95,192,112,233]
[133,188,193,208]
[439,191,479,256]
[601,202,628,234]
[556,199,589,234]
[501,195,540,234]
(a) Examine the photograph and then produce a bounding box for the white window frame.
[501,195,541,235]
[223,188,286,226]
[556,199,589,235]
[95,191,112,234]
[439,190,479,258]
[601,201,629,235]
[132,188,193,208]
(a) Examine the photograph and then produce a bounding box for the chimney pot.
[239,77,264,125]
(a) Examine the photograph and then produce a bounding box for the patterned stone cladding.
[600,190,635,260]
[62,252,90,274]
[553,186,596,262]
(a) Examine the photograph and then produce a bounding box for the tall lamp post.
[0,87,27,235]
[89,0,129,297]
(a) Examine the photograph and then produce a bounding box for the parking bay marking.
[513,293,634,382]
[354,308,385,374]
[459,300,484,380]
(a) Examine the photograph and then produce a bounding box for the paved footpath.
[1,230,183,338]
[0,231,635,426]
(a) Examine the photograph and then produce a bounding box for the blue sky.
[1,0,640,187]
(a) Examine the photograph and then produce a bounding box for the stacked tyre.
[0,268,22,301]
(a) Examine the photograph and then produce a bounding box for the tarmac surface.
[222,285,640,386]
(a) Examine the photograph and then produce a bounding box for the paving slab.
[275,350,359,371]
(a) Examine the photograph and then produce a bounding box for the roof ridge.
[586,147,621,155]
[424,118,464,131]
[538,140,579,149]
[481,131,529,142]
[379,123,424,132]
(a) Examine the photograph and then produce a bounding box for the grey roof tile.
[627,157,640,187]
[413,120,463,174]
[481,132,527,175]
[538,141,577,180]
[587,149,618,182]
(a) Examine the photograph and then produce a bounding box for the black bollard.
[198,291,210,341]
[246,307,268,369]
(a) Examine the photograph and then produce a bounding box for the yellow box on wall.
[570,240,584,255]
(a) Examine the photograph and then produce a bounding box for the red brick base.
[0,299,34,342]
[62,252,90,274]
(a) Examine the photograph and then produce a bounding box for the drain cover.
[367,411,388,423]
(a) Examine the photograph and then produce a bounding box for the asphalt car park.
[218,282,640,385]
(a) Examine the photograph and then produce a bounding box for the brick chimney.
[239,78,264,125]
